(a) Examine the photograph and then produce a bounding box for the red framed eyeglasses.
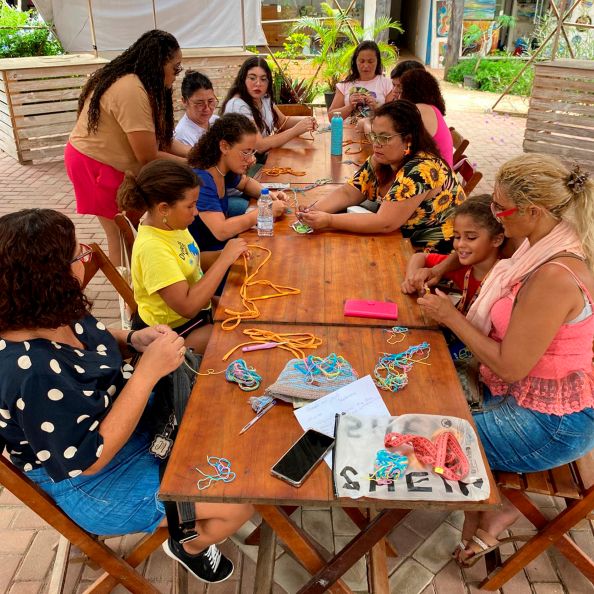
[490,202,518,219]
[70,243,93,264]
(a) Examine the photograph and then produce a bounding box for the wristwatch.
[126,330,137,352]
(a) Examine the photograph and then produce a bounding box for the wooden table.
[160,324,499,593]
[213,228,432,328]
[258,124,371,184]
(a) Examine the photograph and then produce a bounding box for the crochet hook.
[242,341,289,352]
[239,400,276,435]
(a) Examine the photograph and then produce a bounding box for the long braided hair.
[78,30,179,148]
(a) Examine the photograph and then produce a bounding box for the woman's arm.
[401,252,428,294]
[418,264,582,382]
[157,238,249,319]
[299,183,364,216]
[199,210,258,242]
[236,175,262,199]
[83,329,184,474]
[127,131,187,166]
[301,191,426,233]
[254,118,316,152]
[327,89,356,121]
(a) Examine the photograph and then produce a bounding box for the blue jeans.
[473,387,594,473]
[27,427,166,535]
[227,196,249,217]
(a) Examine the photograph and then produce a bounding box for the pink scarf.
[466,221,585,334]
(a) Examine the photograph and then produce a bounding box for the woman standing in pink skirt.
[65,30,189,266]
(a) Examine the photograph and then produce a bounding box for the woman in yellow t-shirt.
[118,160,248,353]
[66,30,190,268]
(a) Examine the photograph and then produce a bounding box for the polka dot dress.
[0,316,130,481]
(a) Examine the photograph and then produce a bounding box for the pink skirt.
[64,142,124,219]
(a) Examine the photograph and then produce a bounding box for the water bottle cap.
[331,112,343,120]
[261,188,270,195]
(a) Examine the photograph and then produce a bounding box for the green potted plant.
[462,14,516,89]
[291,3,403,109]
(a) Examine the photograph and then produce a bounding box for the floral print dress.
[347,152,466,252]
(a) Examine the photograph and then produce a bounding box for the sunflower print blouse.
[347,152,466,252]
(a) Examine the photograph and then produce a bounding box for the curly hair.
[400,69,447,115]
[78,30,179,149]
[454,194,503,238]
[345,41,383,83]
[390,59,425,80]
[118,160,201,213]
[372,100,442,186]
[221,56,279,135]
[0,209,91,332]
[181,70,214,101]
[187,113,257,170]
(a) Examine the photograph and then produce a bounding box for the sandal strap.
[471,534,491,551]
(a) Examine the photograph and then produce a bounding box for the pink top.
[431,105,454,167]
[480,262,594,415]
[336,76,393,106]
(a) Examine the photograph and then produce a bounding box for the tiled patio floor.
[1,81,592,594]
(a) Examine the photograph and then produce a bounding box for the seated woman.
[0,209,253,584]
[118,159,249,353]
[187,114,286,252]
[390,59,425,99]
[399,69,453,167]
[300,100,465,253]
[418,154,594,566]
[328,41,395,122]
[174,70,219,147]
[221,56,317,153]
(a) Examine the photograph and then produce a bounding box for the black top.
[0,315,129,481]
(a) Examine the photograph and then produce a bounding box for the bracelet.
[126,330,137,352]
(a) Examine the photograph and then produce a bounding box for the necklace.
[457,260,499,313]
[214,165,226,178]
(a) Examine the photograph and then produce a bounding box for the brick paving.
[1,84,593,593]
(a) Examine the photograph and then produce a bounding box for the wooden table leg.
[256,505,353,594]
[296,508,410,594]
[367,509,389,594]
[255,520,277,594]
[343,508,399,558]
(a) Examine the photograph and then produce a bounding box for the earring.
[162,216,168,225]
[403,143,412,156]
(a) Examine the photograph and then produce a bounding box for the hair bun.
[566,165,590,194]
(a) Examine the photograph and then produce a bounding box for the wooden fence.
[0,48,250,165]
[523,59,594,172]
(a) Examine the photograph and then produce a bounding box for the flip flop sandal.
[458,528,532,568]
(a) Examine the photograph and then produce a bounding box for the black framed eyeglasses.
[70,243,93,264]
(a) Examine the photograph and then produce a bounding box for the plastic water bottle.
[257,188,274,237]
[330,112,343,156]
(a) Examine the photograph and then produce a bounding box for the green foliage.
[0,2,62,59]
[273,33,310,59]
[291,2,403,91]
[462,15,516,73]
[446,56,534,96]
[532,9,594,61]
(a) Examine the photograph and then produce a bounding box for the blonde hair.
[495,153,594,267]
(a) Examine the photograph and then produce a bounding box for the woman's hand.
[272,190,288,202]
[299,210,332,230]
[293,117,316,136]
[136,329,186,381]
[272,200,287,218]
[417,289,458,325]
[364,95,378,110]
[221,237,249,266]
[130,325,170,352]
[401,267,441,295]
[349,92,363,107]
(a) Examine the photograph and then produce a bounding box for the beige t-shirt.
[69,74,156,173]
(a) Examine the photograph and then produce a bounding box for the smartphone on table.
[270,429,335,487]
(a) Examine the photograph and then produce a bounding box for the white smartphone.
[270,429,335,487]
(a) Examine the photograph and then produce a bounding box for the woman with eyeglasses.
[65,30,190,269]
[0,209,253,585]
[300,100,464,253]
[327,41,395,122]
[418,154,594,568]
[187,114,287,252]
[221,56,317,153]
[399,69,453,167]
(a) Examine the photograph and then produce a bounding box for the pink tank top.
[431,105,453,167]
[480,261,594,415]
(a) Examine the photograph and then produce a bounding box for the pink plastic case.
[343,299,398,320]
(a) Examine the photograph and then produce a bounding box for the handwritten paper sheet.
[294,375,390,467]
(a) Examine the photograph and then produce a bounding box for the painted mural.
[463,0,496,20]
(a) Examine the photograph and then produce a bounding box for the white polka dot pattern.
[63,446,77,459]
[47,389,63,401]
[41,422,54,433]
[17,356,31,369]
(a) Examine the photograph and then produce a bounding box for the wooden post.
[240,0,247,50]
[550,0,568,60]
[444,0,464,76]
[151,0,157,29]
[86,0,98,57]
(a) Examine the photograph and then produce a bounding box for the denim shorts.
[473,387,594,473]
[27,427,166,535]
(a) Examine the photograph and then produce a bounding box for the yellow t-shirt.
[69,74,156,173]
[132,225,209,328]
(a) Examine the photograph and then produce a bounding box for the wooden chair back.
[82,243,137,316]
[455,157,483,196]
[0,436,167,593]
[480,454,594,590]
[114,213,137,266]
[449,127,470,165]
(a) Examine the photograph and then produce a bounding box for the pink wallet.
[343,299,398,320]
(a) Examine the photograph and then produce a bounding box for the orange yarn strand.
[222,328,323,360]
[221,246,300,331]
[261,167,307,177]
